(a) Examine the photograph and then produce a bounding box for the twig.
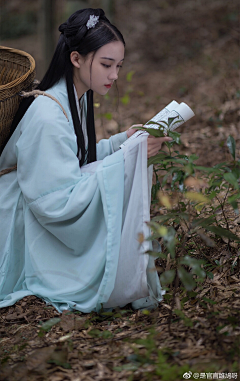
[167,272,179,336]
[215,186,232,251]
[88,321,169,348]
[215,187,230,232]
[191,236,216,266]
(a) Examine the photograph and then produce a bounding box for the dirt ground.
[0,0,239,380]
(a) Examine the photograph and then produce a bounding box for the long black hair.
[7,8,125,166]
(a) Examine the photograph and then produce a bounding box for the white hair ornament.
[86,15,99,29]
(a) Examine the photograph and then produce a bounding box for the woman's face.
[72,41,125,98]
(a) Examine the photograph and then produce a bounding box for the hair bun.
[59,22,67,33]
[97,8,105,17]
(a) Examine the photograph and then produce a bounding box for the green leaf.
[231,202,239,214]
[227,193,240,214]
[88,329,113,339]
[187,291,198,298]
[146,250,167,260]
[170,158,188,164]
[185,192,210,203]
[208,191,217,200]
[223,172,239,190]
[195,166,218,173]
[160,269,176,286]
[174,309,193,327]
[114,364,139,372]
[206,271,214,279]
[172,170,184,185]
[163,227,176,258]
[168,116,180,126]
[133,125,165,136]
[191,265,206,278]
[102,112,112,120]
[148,152,169,166]
[137,125,165,138]
[180,255,206,277]
[180,255,205,267]
[189,154,199,162]
[146,221,162,234]
[48,359,71,369]
[39,318,61,333]
[197,230,216,247]
[202,297,216,305]
[178,266,196,291]
[192,216,215,228]
[126,70,135,82]
[152,215,173,223]
[205,225,240,241]
[162,173,169,187]
[158,225,168,237]
[214,162,228,169]
[165,141,174,150]
[152,213,189,223]
[120,94,130,105]
[168,131,181,144]
[183,164,194,176]
[227,135,236,160]
[146,128,165,138]
[232,167,240,180]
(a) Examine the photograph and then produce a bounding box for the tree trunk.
[40,0,55,75]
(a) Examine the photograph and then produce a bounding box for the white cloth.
[73,86,88,161]
[83,133,162,309]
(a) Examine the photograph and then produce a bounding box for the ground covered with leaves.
[0,259,239,381]
[0,0,240,380]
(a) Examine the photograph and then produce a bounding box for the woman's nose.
[108,69,118,81]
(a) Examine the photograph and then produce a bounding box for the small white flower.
[86,15,99,29]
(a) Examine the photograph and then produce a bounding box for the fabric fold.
[0,77,163,313]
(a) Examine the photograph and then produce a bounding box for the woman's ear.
[70,51,84,68]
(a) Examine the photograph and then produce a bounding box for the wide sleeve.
[96,131,128,160]
[15,96,124,254]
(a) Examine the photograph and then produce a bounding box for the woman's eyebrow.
[100,57,124,61]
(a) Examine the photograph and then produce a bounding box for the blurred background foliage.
[0,0,115,76]
[0,0,239,160]
[1,0,239,77]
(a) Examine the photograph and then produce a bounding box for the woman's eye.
[117,65,123,68]
[102,64,111,68]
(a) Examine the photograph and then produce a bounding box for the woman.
[0,8,172,313]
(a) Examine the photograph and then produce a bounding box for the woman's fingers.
[126,124,143,138]
[147,136,173,158]
[125,127,172,154]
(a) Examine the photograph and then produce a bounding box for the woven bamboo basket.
[0,46,35,153]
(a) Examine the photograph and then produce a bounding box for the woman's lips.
[104,84,112,88]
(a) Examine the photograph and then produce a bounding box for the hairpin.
[86,15,99,29]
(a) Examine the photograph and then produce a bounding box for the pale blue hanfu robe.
[0,78,162,313]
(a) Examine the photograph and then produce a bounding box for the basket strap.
[0,165,17,177]
[21,90,69,121]
[0,90,69,176]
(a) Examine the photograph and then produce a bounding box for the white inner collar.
[73,86,88,160]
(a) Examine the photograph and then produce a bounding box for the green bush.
[141,116,240,294]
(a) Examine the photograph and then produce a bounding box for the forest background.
[0,1,239,380]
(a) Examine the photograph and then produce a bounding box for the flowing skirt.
[0,134,162,312]
[82,134,163,309]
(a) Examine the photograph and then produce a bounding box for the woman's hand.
[126,124,143,138]
[147,135,172,158]
[126,125,172,158]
